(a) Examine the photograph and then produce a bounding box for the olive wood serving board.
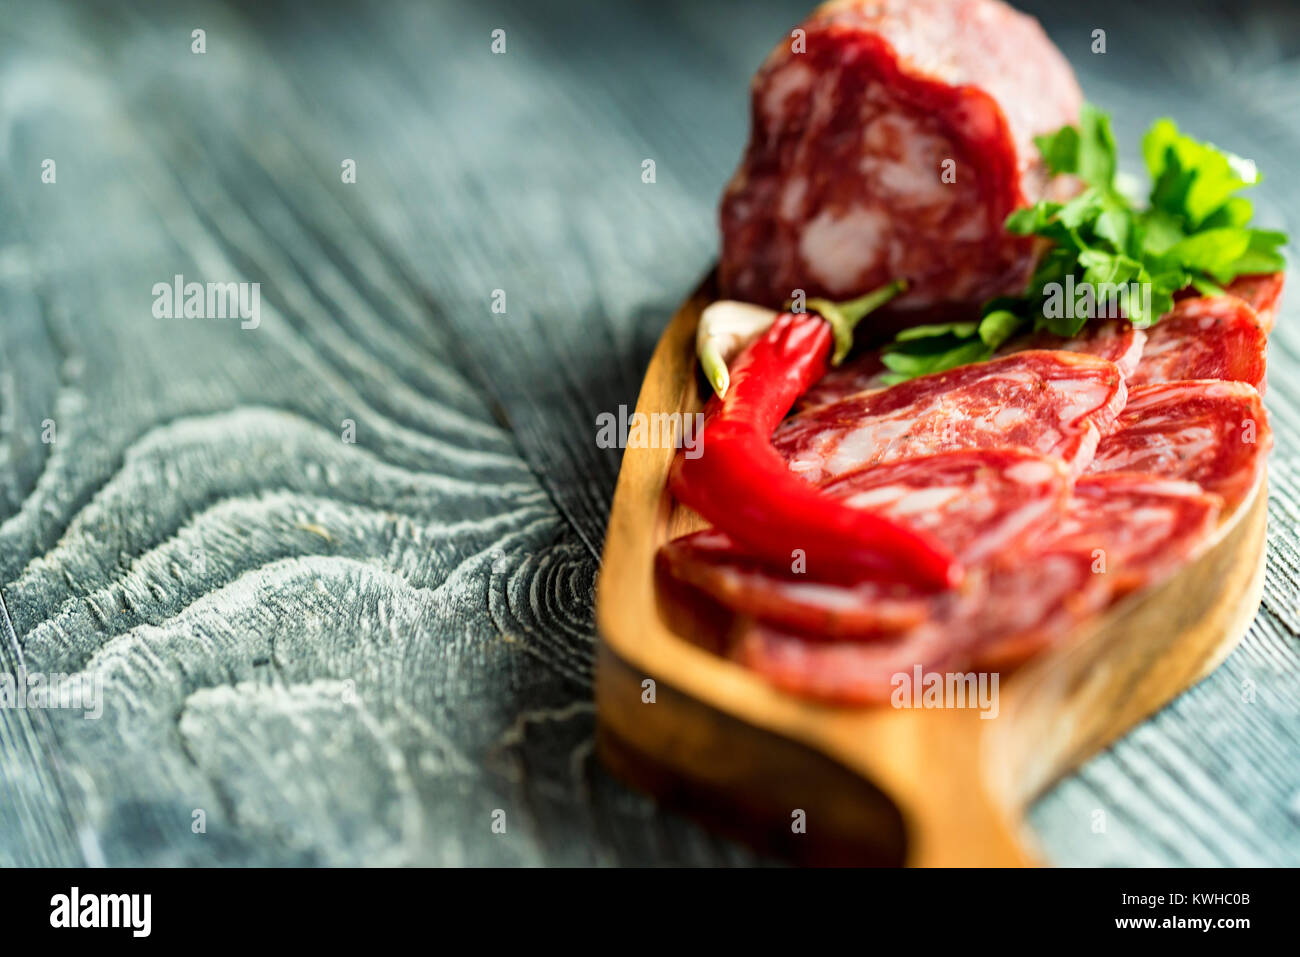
[594,275,1268,867]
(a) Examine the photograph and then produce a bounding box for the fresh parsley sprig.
[878,104,1287,383]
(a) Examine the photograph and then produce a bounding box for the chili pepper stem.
[807,279,908,365]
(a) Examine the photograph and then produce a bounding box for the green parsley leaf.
[1076,103,1119,189]
[1163,228,1252,281]
[1034,125,1080,179]
[1228,229,1288,277]
[880,330,992,381]
[1144,118,1259,228]
[894,320,978,341]
[1034,103,1117,190]
[977,310,1023,349]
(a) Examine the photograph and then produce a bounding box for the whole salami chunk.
[1042,474,1222,595]
[1224,272,1284,334]
[1089,380,1271,509]
[659,450,1070,639]
[717,0,1082,314]
[774,350,1126,483]
[1128,296,1267,391]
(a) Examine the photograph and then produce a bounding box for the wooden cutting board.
[594,274,1268,866]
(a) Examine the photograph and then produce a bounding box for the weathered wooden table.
[2,0,1297,866]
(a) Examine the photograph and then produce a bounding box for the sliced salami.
[734,548,1111,705]
[723,471,1224,704]
[799,350,891,410]
[1225,272,1284,334]
[926,478,1215,666]
[799,318,1146,412]
[1041,474,1222,594]
[659,529,933,639]
[717,0,1082,315]
[963,548,1114,671]
[734,622,957,706]
[821,449,1070,563]
[1128,296,1266,391]
[774,350,1126,483]
[1089,380,1270,509]
[659,450,1070,638]
[995,320,1147,379]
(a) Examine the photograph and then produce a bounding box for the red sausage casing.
[719,0,1082,317]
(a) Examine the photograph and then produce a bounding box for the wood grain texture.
[0,0,1297,866]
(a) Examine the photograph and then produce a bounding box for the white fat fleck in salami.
[774,350,1126,483]
[1088,380,1271,510]
[860,115,956,202]
[799,206,890,291]
[658,449,1070,640]
[779,176,809,221]
[1128,295,1267,391]
[761,59,816,125]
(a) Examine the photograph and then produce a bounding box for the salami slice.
[1128,296,1266,391]
[801,317,1147,413]
[659,529,933,639]
[659,450,1070,638]
[799,350,891,410]
[774,350,1126,483]
[995,320,1147,379]
[1225,272,1284,334]
[724,471,1223,704]
[939,477,1216,667]
[1089,380,1270,509]
[799,318,1146,412]
[718,0,1082,315]
[735,547,1111,704]
[734,622,957,706]
[1042,474,1222,594]
[821,449,1070,563]
[963,548,1114,671]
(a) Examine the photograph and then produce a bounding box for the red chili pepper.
[669,289,962,590]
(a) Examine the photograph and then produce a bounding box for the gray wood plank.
[0,0,760,866]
